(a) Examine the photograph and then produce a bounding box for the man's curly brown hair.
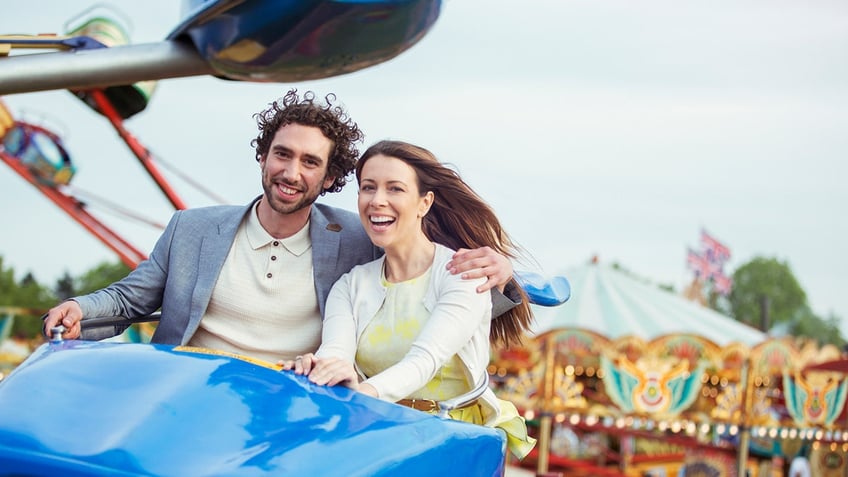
[251,89,364,194]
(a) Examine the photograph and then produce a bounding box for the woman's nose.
[370,188,387,205]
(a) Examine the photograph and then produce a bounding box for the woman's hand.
[307,357,360,389]
[278,353,316,375]
[279,355,360,390]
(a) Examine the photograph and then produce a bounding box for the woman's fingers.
[308,358,357,388]
[279,353,316,374]
[294,354,317,374]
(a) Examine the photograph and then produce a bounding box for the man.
[44,90,516,363]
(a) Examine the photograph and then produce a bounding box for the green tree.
[12,273,55,337]
[75,261,131,295]
[0,257,16,304]
[790,307,844,347]
[729,256,843,346]
[0,259,56,338]
[0,257,132,341]
[729,257,806,330]
[54,271,76,300]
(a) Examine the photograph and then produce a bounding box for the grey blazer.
[76,197,378,345]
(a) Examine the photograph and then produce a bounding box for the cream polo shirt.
[187,201,321,363]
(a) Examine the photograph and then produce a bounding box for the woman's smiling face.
[357,154,432,250]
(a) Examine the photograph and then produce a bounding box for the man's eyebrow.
[303,153,325,165]
[270,145,325,164]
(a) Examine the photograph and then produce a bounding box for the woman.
[288,140,535,459]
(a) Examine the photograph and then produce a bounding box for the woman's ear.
[419,191,434,218]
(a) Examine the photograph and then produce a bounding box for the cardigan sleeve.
[315,272,358,362]
[364,273,491,403]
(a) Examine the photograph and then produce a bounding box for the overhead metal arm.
[0,40,214,95]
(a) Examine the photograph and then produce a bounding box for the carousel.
[493,259,848,477]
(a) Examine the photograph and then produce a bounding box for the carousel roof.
[530,260,766,346]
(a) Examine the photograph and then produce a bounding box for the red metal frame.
[0,144,147,269]
[0,89,192,270]
[88,89,188,210]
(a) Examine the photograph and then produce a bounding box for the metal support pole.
[537,334,557,476]
[736,359,752,477]
[0,40,213,95]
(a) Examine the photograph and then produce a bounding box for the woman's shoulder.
[431,243,487,290]
[432,242,456,266]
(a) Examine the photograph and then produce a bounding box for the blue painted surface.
[515,271,571,307]
[0,341,505,476]
[168,0,442,82]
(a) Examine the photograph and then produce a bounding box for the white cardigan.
[317,243,501,424]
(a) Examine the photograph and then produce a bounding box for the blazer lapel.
[310,206,342,318]
[183,199,256,343]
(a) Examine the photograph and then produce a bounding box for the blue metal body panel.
[0,341,505,476]
[168,0,441,82]
[515,271,571,307]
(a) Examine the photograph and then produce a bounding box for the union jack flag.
[687,248,717,279]
[700,229,731,264]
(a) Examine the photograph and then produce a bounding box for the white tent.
[530,260,766,346]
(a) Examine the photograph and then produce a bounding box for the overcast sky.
[2,1,847,333]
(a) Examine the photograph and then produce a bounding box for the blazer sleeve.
[364,274,491,403]
[74,211,179,319]
[492,281,521,318]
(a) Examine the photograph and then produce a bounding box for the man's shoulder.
[177,203,250,221]
[312,203,362,228]
[312,202,359,223]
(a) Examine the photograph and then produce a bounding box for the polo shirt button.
[266,273,272,278]
[271,256,277,261]
[273,241,279,246]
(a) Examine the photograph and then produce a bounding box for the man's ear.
[323,175,336,192]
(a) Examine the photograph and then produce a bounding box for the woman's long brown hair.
[356,140,533,347]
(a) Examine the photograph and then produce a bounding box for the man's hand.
[446,246,513,293]
[43,301,83,339]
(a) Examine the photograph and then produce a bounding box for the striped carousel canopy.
[530,260,766,346]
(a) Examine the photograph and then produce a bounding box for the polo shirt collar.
[246,201,312,256]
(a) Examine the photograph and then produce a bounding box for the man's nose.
[281,161,301,181]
